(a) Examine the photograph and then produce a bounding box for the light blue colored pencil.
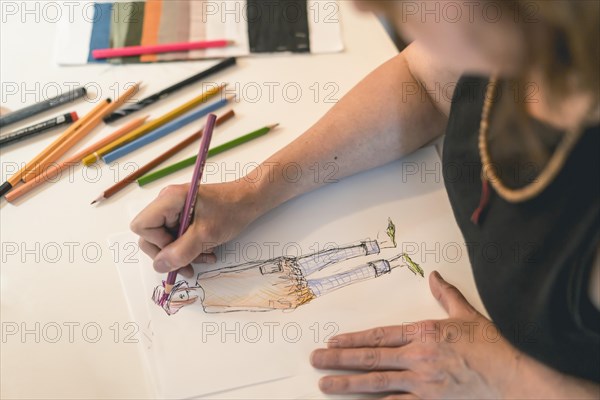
[102,96,230,163]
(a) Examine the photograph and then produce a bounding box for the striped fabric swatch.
[121,2,145,64]
[247,0,310,53]
[156,1,190,62]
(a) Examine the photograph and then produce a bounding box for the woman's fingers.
[318,371,417,394]
[177,265,195,279]
[153,226,212,272]
[130,185,188,237]
[311,347,412,371]
[131,184,218,273]
[429,271,479,319]
[138,238,194,278]
[382,394,419,400]
[137,227,174,250]
[328,325,413,348]
[138,238,160,260]
[130,185,187,253]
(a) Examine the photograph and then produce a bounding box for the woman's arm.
[131,42,460,274]
[253,42,459,215]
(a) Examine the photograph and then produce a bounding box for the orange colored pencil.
[19,99,112,181]
[5,115,149,202]
[0,99,110,197]
[22,83,140,182]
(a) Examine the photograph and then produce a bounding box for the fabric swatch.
[188,0,207,59]
[247,0,310,53]
[87,3,112,63]
[157,0,191,62]
[109,2,132,64]
[120,2,146,64]
[139,0,162,63]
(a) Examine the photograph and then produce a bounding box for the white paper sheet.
[112,146,484,398]
[307,0,344,54]
[53,0,94,66]
[109,232,160,397]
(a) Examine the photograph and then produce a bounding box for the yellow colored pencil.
[5,115,148,202]
[22,82,141,182]
[81,84,226,166]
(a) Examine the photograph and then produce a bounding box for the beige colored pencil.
[5,115,149,202]
[22,83,140,182]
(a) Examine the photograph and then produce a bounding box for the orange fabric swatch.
[139,0,162,63]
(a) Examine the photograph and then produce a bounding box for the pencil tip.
[0,181,13,197]
[90,195,104,205]
[227,40,236,45]
[268,123,280,130]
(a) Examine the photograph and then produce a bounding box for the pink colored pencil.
[92,40,235,59]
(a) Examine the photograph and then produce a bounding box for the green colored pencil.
[137,123,278,186]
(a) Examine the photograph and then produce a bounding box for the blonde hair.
[520,1,599,106]
[493,1,599,172]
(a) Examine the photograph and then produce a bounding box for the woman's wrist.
[234,171,281,221]
[503,351,600,399]
[239,161,295,218]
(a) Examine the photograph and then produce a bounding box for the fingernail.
[181,268,194,279]
[155,259,170,272]
[310,350,322,366]
[319,377,332,391]
[433,270,442,280]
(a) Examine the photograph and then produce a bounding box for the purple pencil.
[160,113,217,304]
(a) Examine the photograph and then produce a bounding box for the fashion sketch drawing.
[153,219,425,315]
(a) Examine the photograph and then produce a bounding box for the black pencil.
[0,112,78,148]
[103,57,237,124]
[0,87,86,128]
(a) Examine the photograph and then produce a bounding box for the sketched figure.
[153,219,424,315]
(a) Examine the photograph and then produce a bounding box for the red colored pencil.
[92,40,235,59]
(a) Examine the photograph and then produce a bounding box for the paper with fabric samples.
[55,0,344,65]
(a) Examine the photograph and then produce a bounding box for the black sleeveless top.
[442,76,600,382]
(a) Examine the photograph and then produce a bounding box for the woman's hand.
[130,180,263,278]
[310,271,523,399]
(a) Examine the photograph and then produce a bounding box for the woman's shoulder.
[402,42,463,117]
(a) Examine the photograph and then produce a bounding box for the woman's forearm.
[248,51,448,216]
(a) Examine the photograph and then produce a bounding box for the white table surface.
[0,2,400,399]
